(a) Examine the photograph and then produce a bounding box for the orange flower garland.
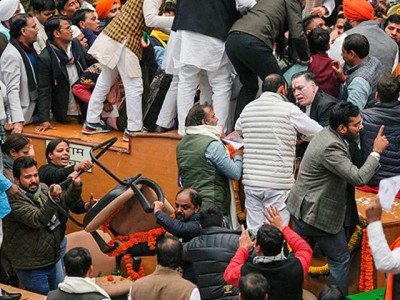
[101,203,169,280]
[359,228,374,292]
[226,144,247,222]
[102,204,126,233]
[123,254,145,280]
[105,227,167,257]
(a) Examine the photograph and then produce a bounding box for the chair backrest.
[66,230,116,277]
[84,183,174,234]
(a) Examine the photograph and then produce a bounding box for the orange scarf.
[385,236,400,300]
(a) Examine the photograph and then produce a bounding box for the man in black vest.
[183,205,241,299]
[47,247,111,300]
[360,74,400,187]
[224,206,313,300]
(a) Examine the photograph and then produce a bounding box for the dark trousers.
[225,31,282,121]
[293,217,350,296]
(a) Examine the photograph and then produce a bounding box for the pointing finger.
[377,125,385,137]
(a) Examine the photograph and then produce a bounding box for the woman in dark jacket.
[38,138,94,286]
[2,134,34,181]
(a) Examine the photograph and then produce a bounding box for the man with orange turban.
[329,0,398,74]
[96,0,121,31]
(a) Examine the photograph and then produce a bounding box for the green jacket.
[3,183,82,270]
[177,135,229,214]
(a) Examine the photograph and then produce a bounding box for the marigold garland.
[105,227,167,257]
[308,225,364,277]
[359,228,374,292]
[123,254,146,280]
[101,204,170,280]
[225,144,246,222]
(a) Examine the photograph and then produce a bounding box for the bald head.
[262,74,287,95]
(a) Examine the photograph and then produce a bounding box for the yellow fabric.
[150,30,169,48]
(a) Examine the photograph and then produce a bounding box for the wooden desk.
[355,189,400,289]
[305,190,400,296]
[0,284,45,300]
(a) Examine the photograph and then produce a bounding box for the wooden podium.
[22,123,182,234]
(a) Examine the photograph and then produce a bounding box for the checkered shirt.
[104,0,149,60]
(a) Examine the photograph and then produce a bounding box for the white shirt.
[290,104,323,136]
[368,221,400,274]
[143,0,174,31]
[163,0,255,73]
[66,43,79,116]
[33,16,48,54]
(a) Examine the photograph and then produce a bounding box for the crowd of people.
[0,0,399,299]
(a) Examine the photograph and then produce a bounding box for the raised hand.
[373,125,389,154]
[263,206,285,231]
[239,224,254,250]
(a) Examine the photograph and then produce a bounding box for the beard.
[344,130,359,140]
[176,212,186,221]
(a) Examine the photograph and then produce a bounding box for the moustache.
[176,212,185,220]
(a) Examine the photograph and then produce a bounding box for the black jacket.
[38,162,87,237]
[297,90,339,157]
[241,254,303,300]
[183,226,240,300]
[37,39,93,123]
[3,183,82,270]
[155,211,200,242]
[361,101,400,186]
[308,90,339,127]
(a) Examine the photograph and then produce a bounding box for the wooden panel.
[22,124,182,234]
[0,283,45,299]
[304,190,400,296]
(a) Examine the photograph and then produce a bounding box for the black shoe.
[0,289,21,300]
[154,125,172,133]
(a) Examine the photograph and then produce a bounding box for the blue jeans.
[293,217,350,295]
[55,236,67,286]
[15,265,57,295]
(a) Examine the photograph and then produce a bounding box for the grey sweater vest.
[341,56,383,108]
[239,92,297,189]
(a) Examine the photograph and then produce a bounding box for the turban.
[96,0,121,19]
[0,0,20,22]
[343,0,374,21]
[388,4,400,16]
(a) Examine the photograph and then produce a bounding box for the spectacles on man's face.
[59,25,72,33]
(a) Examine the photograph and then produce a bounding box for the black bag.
[143,69,173,131]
